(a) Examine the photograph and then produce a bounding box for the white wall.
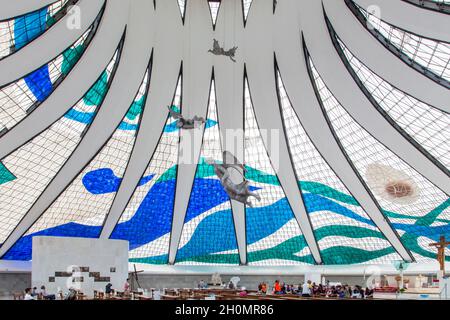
[32,237,128,297]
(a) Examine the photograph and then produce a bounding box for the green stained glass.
[83,71,108,106]
[0,162,16,185]
[61,44,85,75]
[125,96,145,121]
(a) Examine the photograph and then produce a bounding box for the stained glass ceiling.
[0,0,448,267]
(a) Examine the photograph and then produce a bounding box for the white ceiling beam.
[0,0,127,160]
[0,0,154,259]
[324,0,450,114]
[303,0,450,195]
[168,0,213,265]
[274,0,413,262]
[354,0,450,43]
[0,0,105,87]
[100,0,183,239]
[245,0,322,264]
[213,0,247,265]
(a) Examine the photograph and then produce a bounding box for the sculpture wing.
[213,39,220,50]
[168,105,183,120]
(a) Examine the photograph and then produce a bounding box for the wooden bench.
[13,292,24,300]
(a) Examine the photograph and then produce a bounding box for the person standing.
[124,278,131,293]
[302,280,312,297]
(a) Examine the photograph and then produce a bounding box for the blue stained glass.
[82,168,154,195]
[2,174,449,261]
[24,65,53,102]
[14,8,48,50]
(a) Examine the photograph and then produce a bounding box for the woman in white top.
[24,288,35,300]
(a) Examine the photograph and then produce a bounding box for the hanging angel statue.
[168,106,206,129]
[207,151,261,207]
[208,39,238,63]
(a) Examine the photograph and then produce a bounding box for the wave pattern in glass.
[0,49,119,246]
[277,71,402,265]
[111,76,183,265]
[176,80,238,266]
[308,56,450,263]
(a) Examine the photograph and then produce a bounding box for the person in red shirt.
[274,280,282,294]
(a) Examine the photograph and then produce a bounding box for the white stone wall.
[32,237,128,297]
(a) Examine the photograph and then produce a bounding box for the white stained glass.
[243,0,253,20]
[178,0,186,18]
[358,4,450,83]
[208,2,221,25]
[337,37,450,169]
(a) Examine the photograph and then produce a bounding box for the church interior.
[0,0,449,302]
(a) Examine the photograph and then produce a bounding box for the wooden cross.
[429,235,450,275]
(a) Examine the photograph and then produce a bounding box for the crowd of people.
[23,278,132,301]
[258,280,374,299]
[24,286,56,300]
[21,278,374,300]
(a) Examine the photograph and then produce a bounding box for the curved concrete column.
[0,0,154,258]
[325,0,450,113]
[0,0,127,160]
[302,0,450,195]
[0,0,105,87]
[354,0,450,42]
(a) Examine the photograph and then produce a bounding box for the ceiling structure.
[0,0,448,267]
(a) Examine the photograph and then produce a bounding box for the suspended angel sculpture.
[208,39,238,63]
[168,106,206,129]
[207,151,261,207]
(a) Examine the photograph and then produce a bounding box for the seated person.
[31,287,38,297]
[64,288,77,300]
[40,286,56,300]
[198,280,208,289]
[285,284,292,294]
[261,282,267,295]
[317,284,326,296]
[352,287,361,299]
[24,288,36,301]
[365,287,374,299]
[273,280,282,294]
[280,282,286,294]
[105,283,113,296]
[239,290,248,297]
